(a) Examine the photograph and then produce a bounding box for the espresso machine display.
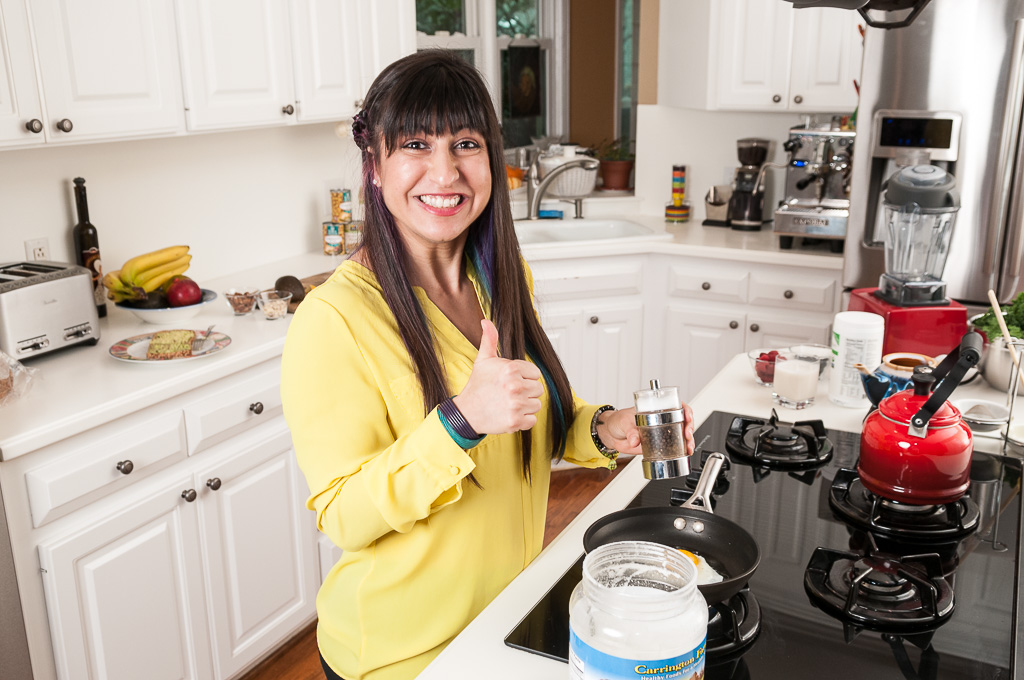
[773,124,855,251]
[727,138,771,231]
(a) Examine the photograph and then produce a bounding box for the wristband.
[439,397,483,441]
[590,405,618,460]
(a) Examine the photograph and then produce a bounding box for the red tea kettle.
[858,332,982,505]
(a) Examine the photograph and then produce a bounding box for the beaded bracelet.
[438,397,482,441]
[590,405,617,457]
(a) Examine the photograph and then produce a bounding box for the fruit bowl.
[116,289,217,324]
[748,348,781,386]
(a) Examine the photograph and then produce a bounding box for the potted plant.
[596,138,635,191]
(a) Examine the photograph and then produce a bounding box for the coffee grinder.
[848,165,968,356]
[728,138,771,230]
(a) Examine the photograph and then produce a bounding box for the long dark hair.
[351,50,574,480]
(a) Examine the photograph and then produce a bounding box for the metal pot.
[980,337,1024,395]
[858,333,982,505]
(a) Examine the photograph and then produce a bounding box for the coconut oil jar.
[569,541,708,680]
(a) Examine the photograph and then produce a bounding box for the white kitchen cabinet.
[663,304,746,401]
[0,0,184,148]
[195,426,318,679]
[176,0,297,131]
[289,0,365,122]
[659,0,862,113]
[356,0,417,95]
[37,474,214,680]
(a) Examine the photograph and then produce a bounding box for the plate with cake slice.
[109,329,232,363]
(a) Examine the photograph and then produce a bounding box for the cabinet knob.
[750,323,760,332]
[282,104,295,115]
[729,321,739,329]
[784,289,794,299]
[772,94,782,103]
[206,478,222,491]
[589,316,599,324]
[355,98,364,109]
[181,489,197,503]
[116,460,134,475]
[701,282,711,291]
[250,402,264,415]
[794,95,804,104]
[55,118,73,133]
[25,119,43,134]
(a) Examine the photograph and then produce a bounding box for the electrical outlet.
[25,238,49,261]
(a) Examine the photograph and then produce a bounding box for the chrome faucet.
[525,156,600,220]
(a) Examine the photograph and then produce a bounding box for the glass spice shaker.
[633,379,690,480]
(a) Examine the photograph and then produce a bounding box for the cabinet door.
[289,0,364,121]
[715,0,793,110]
[745,313,831,350]
[38,477,213,680]
[583,303,644,407]
[355,0,416,92]
[788,7,862,112]
[664,303,745,401]
[196,425,317,679]
[0,0,45,147]
[538,304,586,399]
[28,0,184,143]
[177,0,296,130]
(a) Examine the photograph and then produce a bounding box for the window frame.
[416,0,569,143]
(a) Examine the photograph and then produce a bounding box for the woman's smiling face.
[376,128,492,251]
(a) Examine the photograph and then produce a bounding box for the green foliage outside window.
[416,0,465,34]
[497,0,537,37]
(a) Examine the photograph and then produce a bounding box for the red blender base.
[848,288,968,357]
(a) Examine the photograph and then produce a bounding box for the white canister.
[829,311,884,408]
[569,541,707,680]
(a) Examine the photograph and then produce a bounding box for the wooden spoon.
[985,289,1024,392]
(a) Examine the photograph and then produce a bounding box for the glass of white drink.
[772,351,820,409]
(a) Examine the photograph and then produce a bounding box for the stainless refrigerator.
[845,0,1024,307]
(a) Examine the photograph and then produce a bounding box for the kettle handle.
[908,332,983,438]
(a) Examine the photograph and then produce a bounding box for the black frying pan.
[583,453,760,605]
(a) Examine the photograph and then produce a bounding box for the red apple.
[167,278,202,307]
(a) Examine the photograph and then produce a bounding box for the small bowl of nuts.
[224,289,258,316]
[257,290,292,320]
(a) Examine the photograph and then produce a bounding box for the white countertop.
[0,215,840,461]
[417,353,1022,680]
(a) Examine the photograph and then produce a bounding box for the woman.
[281,51,695,680]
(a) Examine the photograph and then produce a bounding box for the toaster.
[0,261,101,358]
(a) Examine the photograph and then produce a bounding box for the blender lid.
[884,165,960,210]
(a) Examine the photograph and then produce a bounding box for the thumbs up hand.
[452,320,544,435]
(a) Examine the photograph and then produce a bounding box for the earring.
[372,178,380,187]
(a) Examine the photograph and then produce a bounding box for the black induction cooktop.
[504,411,1022,679]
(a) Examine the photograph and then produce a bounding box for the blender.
[848,165,969,355]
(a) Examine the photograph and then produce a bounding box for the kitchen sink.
[513,218,672,245]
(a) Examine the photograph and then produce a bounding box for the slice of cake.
[147,329,196,360]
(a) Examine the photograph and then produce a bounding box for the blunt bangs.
[376,54,494,154]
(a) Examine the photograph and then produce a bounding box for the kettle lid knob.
[912,366,936,396]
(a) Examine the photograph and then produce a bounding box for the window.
[416,0,568,148]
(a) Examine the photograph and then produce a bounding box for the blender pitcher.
[633,380,690,480]
[877,165,960,306]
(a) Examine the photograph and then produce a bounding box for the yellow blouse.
[281,259,610,680]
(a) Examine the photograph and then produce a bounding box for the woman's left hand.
[596,403,696,456]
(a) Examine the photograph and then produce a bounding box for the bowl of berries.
[748,348,781,386]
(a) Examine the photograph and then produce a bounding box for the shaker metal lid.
[884,165,960,210]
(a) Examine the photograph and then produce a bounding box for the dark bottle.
[72,177,107,318]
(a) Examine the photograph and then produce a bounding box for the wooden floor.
[239,462,626,680]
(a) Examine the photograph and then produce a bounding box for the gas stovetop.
[504,411,1021,679]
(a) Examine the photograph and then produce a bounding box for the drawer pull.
[729,321,739,329]
[772,94,782,103]
[25,119,43,134]
[784,289,794,299]
[207,478,222,491]
[794,95,804,104]
[750,323,760,332]
[250,402,264,415]
[282,104,295,115]
[55,118,73,132]
[701,282,711,291]
[589,316,599,325]
[116,460,134,475]
[181,489,197,503]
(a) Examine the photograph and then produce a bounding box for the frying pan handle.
[680,452,725,514]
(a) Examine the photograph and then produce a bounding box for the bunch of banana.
[102,245,191,303]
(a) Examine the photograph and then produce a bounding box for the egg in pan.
[679,549,725,585]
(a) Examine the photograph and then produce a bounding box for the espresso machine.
[847,164,968,356]
[773,124,855,252]
[727,138,771,230]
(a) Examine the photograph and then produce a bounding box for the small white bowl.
[116,289,217,325]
